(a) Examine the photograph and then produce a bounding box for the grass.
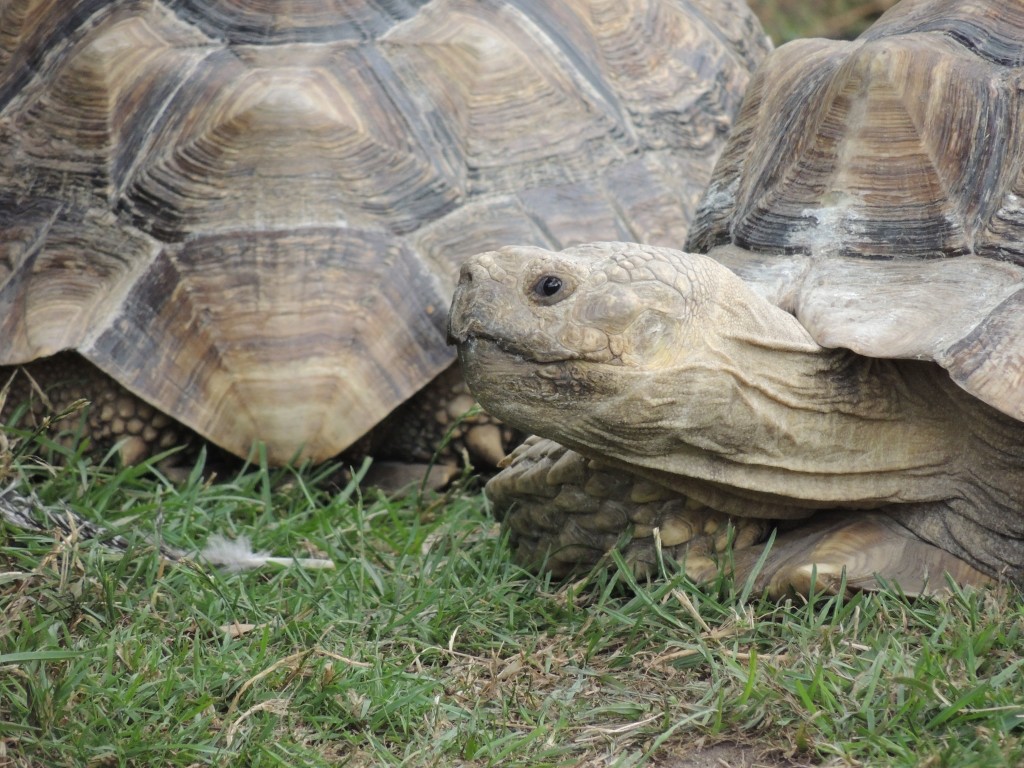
[749,0,900,42]
[1,427,1022,767]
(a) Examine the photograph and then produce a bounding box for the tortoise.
[447,0,1024,596]
[0,0,768,472]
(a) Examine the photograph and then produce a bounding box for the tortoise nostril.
[460,261,493,285]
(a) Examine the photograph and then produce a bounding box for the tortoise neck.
[578,301,970,516]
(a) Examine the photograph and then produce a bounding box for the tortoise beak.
[447,260,493,346]
[446,275,470,346]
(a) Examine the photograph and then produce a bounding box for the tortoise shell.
[688,0,1024,422]
[0,0,768,463]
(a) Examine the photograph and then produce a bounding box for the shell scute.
[83,228,451,463]
[693,32,1024,260]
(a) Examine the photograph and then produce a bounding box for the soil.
[654,741,818,768]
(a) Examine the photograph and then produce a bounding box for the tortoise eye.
[534,275,563,298]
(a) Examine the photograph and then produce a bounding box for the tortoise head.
[447,242,820,447]
[450,243,708,355]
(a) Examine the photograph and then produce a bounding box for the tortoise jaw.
[455,334,605,437]
[455,332,576,367]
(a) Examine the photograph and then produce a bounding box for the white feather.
[200,534,335,572]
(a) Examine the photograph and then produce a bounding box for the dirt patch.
[654,741,816,768]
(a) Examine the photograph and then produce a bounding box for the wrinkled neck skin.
[563,345,1019,518]
[455,248,1024,524]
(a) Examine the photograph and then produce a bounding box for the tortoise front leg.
[487,436,991,597]
[487,435,767,581]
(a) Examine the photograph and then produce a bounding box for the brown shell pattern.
[688,0,1024,422]
[0,0,767,463]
